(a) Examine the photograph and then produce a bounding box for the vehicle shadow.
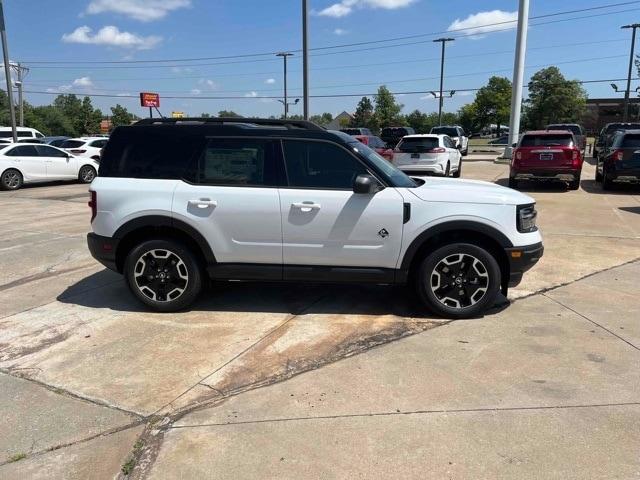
[619,206,640,215]
[56,269,509,319]
[581,179,640,195]
[494,177,570,193]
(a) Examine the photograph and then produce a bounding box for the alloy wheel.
[3,171,20,189]
[81,167,95,183]
[133,249,189,302]
[430,253,489,309]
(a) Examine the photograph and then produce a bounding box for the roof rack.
[134,117,325,131]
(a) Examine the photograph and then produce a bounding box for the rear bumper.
[397,162,447,175]
[606,166,640,183]
[87,233,119,272]
[505,242,544,288]
[512,169,580,182]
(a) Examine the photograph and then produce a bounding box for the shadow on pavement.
[619,206,640,215]
[57,269,509,319]
[494,177,570,193]
[581,179,640,195]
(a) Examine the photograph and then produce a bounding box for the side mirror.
[353,174,381,194]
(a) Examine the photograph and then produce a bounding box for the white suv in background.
[87,118,543,319]
[393,134,462,177]
[430,125,469,156]
[0,126,45,141]
[62,137,109,160]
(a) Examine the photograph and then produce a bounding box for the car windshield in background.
[349,141,416,188]
[398,137,439,152]
[548,125,581,136]
[61,140,85,148]
[431,127,458,137]
[622,135,640,148]
[520,134,573,147]
[605,123,640,134]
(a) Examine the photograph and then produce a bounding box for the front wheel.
[416,243,501,319]
[1,169,23,190]
[78,165,96,184]
[124,239,203,312]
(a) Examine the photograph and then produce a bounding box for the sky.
[3,0,640,119]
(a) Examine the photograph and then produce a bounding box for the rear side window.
[62,140,85,149]
[520,135,573,147]
[189,138,278,186]
[99,129,203,179]
[90,139,108,148]
[622,134,640,148]
[397,137,439,152]
[283,140,367,189]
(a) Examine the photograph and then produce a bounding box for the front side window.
[192,138,277,186]
[36,145,67,157]
[283,140,367,189]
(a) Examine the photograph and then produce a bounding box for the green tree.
[200,113,212,118]
[52,94,102,135]
[350,97,377,131]
[218,110,241,117]
[523,67,587,129]
[24,105,76,136]
[374,86,403,128]
[81,96,103,134]
[473,76,512,133]
[404,109,429,133]
[110,104,134,128]
[309,112,333,126]
[458,103,480,134]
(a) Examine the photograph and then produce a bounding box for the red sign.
[140,92,160,108]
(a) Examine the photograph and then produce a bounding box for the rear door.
[172,137,284,266]
[36,145,76,179]
[279,139,404,270]
[4,145,46,182]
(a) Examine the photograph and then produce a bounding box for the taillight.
[88,191,97,222]
[428,147,446,153]
[613,149,624,161]
[71,149,86,154]
[572,148,581,168]
[515,149,522,160]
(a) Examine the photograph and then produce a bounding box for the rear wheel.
[602,169,614,190]
[595,167,603,182]
[568,179,580,190]
[415,243,501,319]
[124,239,203,312]
[453,159,462,178]
[1,169,23,190]
[443,162,451,177]
[78,165,96,183]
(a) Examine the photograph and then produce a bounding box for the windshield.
[520,134,573,147]
[349,141,416,188]
[431,127,458,137]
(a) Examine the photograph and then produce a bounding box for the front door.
[172,137,283,266]
[279,139,405,270]
[37,145,76,179]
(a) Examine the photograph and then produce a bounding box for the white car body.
[392,134,462,176]
[430,125,469,155]
[0,126,45,141]
[0,143,99,185]
[63,137,109,159]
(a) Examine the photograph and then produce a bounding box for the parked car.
[546,123,586,153]
[594,123,640,159]
[430,126,469,156]
[0,126,45,141]
[352,135,394,161]
[42,136,71,147]
[340,127,373,136]
[509,130,583,190]
[0,143,99,190]
[392,134,462,177]
[87,117,542,319]
[62,137,109,160]
[380,126,415,148]
[596,129,640,189]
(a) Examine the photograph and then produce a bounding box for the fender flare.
[399,220,513,272]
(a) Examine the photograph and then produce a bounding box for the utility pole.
[622,24,640,122]
[302,0,309,120]
[0,0,17,142]
[11,62,28,126]
[433,38,454,126]
[505,0,530,159]
[276,52,293,118]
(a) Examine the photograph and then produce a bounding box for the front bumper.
[87,233,120,272]
[505,242,544,288]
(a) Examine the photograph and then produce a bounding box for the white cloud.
[190,88,201,95]
[170,66,193,74]
[86,0,191,22]
[265,78,276,84]
[73,76,93,87]
[244,91,258,97]
[333,28,348,35]
[448,10,517,39]
[116,92,132,96]
[48,77,95,93]
[62,26,162,50]
[317,0,416,18]
[198,78,218,90]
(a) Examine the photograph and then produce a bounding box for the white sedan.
[0,143,99,190]
[392,134,462,177]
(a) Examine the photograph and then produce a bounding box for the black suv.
[380,127,416,149]
[594,122,640,159]
[597,129,640,189]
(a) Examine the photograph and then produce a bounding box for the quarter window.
[283,140,367,189]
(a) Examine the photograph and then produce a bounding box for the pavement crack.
[542,293,640,352]
[0,263,96,293]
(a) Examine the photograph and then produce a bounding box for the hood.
[407,176,534,206]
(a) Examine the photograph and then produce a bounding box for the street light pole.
[505,0,530,159]
[0,0,17,142]
[302,0,309,120]
[433,38,454,126]
[622,23,640,122]
[12,62,27,127]
[276,52,293,119]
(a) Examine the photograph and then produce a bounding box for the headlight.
[517,203,537,233]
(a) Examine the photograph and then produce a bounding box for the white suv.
[393,134,462,177]
[430,125,469,156]
[62,137,109,160]
[87,118,543,319]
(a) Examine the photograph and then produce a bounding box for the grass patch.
[121,439,145,476]
[8,453,26,463]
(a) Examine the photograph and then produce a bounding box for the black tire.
[78,165,96,184]
[568,177,580,190]
[415,243,501,319]
[1,169,23,190]
[462,148,468,157]
[602,169,614,190]
[453,160,462,178]
[508,177,518,189]
[595,168,603,182]
[443,162,451,177]
[124,239,203,312]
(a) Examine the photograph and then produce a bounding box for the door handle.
[292,202,321,212]
[188,199,217,209]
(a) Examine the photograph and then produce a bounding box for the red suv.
[353,135,394,161]
[509,130,583,190]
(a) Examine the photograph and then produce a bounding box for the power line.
[21,1,640,66]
